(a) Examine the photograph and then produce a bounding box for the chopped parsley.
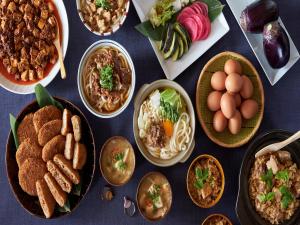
[194,167,209,190]
[258,192,275,203]
[279,186,294,209]
[261,169,273,189]
[275,170,289,183]
[95,0,111,10]
[100,65,113,91]
[114,152,126,171]
[147,184,161,213]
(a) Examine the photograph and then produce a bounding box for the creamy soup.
[100,136,135,185]
[137,172,172,221]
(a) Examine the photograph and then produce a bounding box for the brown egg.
[234,94,242,107]
[240,99,258,119]
[240,75,254,99]
[228,111,242,134]
[225,73,243,93]
[213,110,228,132]
[211,71,227,91]
[224,59,242,74]
[220,92,236,119]
[207,91,222,111]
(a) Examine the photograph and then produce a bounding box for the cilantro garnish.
[279,186,294,209]
[114,152,127,171]
[194,167,209,189]
[95,0,111,10]
[100,65,113,91]
[147,184,161,213]
[258,192,275,203]
[261,169,273,189]
[275,170,289,183]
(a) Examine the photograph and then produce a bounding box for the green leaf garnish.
[9,114,19,149]
[258,192,275,203]
[261,169,273,189]
[135,21,165,41]
[194,167,209,189]
[95,0,110,10]
[35,84,63,110]
[160,100,179,123]
[57,199,71,212]
[201,0,224,22]
[114,152,127,171]
[275,170,289,183]
[100,65,114,91]
[280,186,294,209]
[72,182,82,196]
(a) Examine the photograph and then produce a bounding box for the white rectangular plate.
[226,0,300,86]
[132,0,230,80]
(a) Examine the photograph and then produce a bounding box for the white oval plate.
[0,0,69,94]
[132,0,230,81]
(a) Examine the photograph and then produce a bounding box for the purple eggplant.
[263,21,290,69]
[240,0,279,33]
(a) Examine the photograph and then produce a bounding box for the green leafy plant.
[35,84,63,110]
[194,167,209,189]
[100,65,114,91]
[147,184,161,213]
[280,186,294,209]
[275,170,289,183]
[258,192,275,203]
[261,169,273,189]
[135,21,165,41]
[57,199,71,213]
[114,152,127,171]
[9,114,19,149]
[95,0,110,10]
[160,100,179,123]
[201,0,224,22]
[149,0,176,27]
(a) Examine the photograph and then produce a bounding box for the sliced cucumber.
[163,33,178,59]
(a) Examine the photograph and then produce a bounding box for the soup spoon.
[255,130,300,158]
[53,16,66,79]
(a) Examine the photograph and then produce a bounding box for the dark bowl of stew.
[236,130,300,225]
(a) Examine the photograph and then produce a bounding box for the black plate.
[236,130,300,225]
[6,97,96,219]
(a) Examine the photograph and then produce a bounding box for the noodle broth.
[81,45,132,115]
[137,87,192,160]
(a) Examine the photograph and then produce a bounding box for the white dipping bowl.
[76,0,130,36]
[133,80,196,167]
[77,39,136,118]
[0,0,69,95]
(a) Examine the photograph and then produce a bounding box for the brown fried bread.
[18,158,47,196]
[38,119,62,146]
[33,105,62,133]
[64,133,75,160]
[17,113,38,144]
[16,138,42,167]
[47,160,72,193]
[36,179,56,218]
[73,143,87,170]
[54,154,80,185]
[44,172,67,207]
[61,109,72,136]
[71,115,82,142]
[42,135,66,162]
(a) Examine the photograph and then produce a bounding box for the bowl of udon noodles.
[133,80,195,167]
[77,40,135,118]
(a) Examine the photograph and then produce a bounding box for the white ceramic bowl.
[77,39,136,118]
[133,80,196,167]
[0,0,69,95]
[76,0,130,36]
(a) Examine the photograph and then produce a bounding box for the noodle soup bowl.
[78,39,135,118]
[133,79,195,167]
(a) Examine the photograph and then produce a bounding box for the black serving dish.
[236,130,300,225]
[6,97,96,219]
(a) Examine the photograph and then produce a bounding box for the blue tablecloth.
[1,1,300,224]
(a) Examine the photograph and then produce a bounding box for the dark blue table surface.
[1,1,300,225]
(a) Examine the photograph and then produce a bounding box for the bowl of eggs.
[196,51,264,148]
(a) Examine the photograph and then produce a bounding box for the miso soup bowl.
[133,79,195,167]
[77,39,135,118]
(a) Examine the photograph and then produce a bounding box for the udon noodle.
[138,88,192,160]
[82,46,131,113]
